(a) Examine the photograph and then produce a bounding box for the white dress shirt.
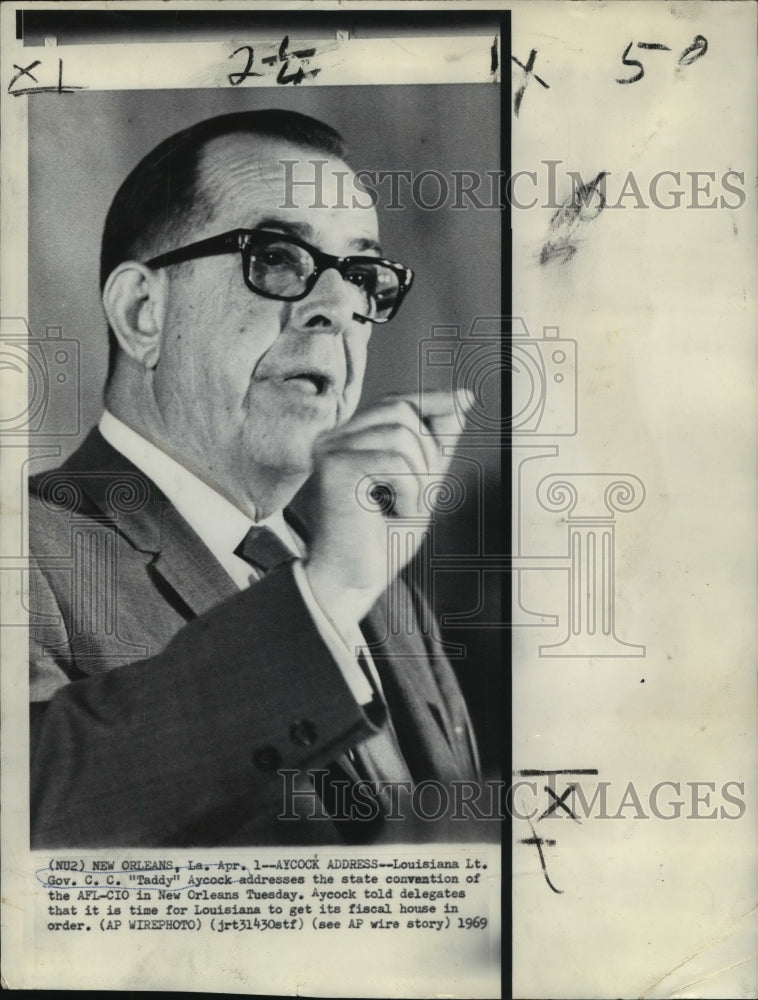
[99,411,375,706]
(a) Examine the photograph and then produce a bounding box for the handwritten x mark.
[537,784,580,822]
[8,61,41,92]
[511,49,550,117]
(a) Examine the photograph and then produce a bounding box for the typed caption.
[38,851,496,937]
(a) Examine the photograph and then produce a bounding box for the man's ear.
[102,263,168,370]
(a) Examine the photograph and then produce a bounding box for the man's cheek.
[346,336,370,384]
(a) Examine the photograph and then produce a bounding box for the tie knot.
[235,525,296,574]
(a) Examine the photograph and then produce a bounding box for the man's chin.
[248,429,322,479]
[288,403,342,441]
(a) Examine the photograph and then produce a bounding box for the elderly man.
[29,109,481,847]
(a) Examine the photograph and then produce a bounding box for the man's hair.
[100,109,347,384]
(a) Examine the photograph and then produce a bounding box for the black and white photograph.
[3,7,504,996]
[1,2,756,998]
[26,83,502,850]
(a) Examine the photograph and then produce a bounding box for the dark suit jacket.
[29,429,481,847]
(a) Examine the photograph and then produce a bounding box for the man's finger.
[404,390,472,446]
[324,398,442,472]
[351,391,458,423]
[421,389,472,447]
[315,446,429,516]
[316,424,433,480]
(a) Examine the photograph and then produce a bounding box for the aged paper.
[510,2,757,998]
[2,5,503,997]
[1,1,756,998]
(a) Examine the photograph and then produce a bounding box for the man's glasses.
[144,229,414,324]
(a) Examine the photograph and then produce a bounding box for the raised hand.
[304,391,467,625]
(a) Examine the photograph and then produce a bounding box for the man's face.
[151,133,381,511]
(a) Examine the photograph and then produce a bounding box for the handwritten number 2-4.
[617,34,707,84]
[227,37,320,87]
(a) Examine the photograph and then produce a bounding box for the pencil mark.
[617,42,645,85]
[8,60,41,91]
[520,819,562,894]
[490,36,499,76]
[227,36,322,87]
[537,784,581,823]
[511,49,549,117]
[679,34,708,66]
[539,239,576,266]
[516,769,599,777]
[617,35,708,84]
[514,768,601,893]
[227,46,263,86]
[9,58,85,96]
[539,170,608,265]
[261,35,321,86]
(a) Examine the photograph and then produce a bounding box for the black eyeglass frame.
[144,228,414,324]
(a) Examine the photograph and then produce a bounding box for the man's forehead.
[197,132,379,240]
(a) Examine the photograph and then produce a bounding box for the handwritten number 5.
[617,42,644,84]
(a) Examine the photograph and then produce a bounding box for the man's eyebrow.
[253,217,383,256]
[351,236,383,254]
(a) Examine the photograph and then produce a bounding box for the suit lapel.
[361,589,475,784]
[151,503,239,616]
[60,428,239,617]
[62,432,476,779]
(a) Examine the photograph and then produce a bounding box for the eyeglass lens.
[247,238,402,321]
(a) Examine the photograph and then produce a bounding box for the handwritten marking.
[516,769,599,776]
[8,60,41,91]
[261,35,320,86]
[617,35,708,84]
[511,49,549,117]
[537,784,581,822]
[227,46,263,86]
[679,34,708,66]
[9,57,85,96]
[520,819,563,895]
[226,35,321,87]
[540,171,607,265]
[617,42,645,84]
[515,769,599,893]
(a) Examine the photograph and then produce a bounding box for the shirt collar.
[98,411,300,558]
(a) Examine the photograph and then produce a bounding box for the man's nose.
[290,267,358,332]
